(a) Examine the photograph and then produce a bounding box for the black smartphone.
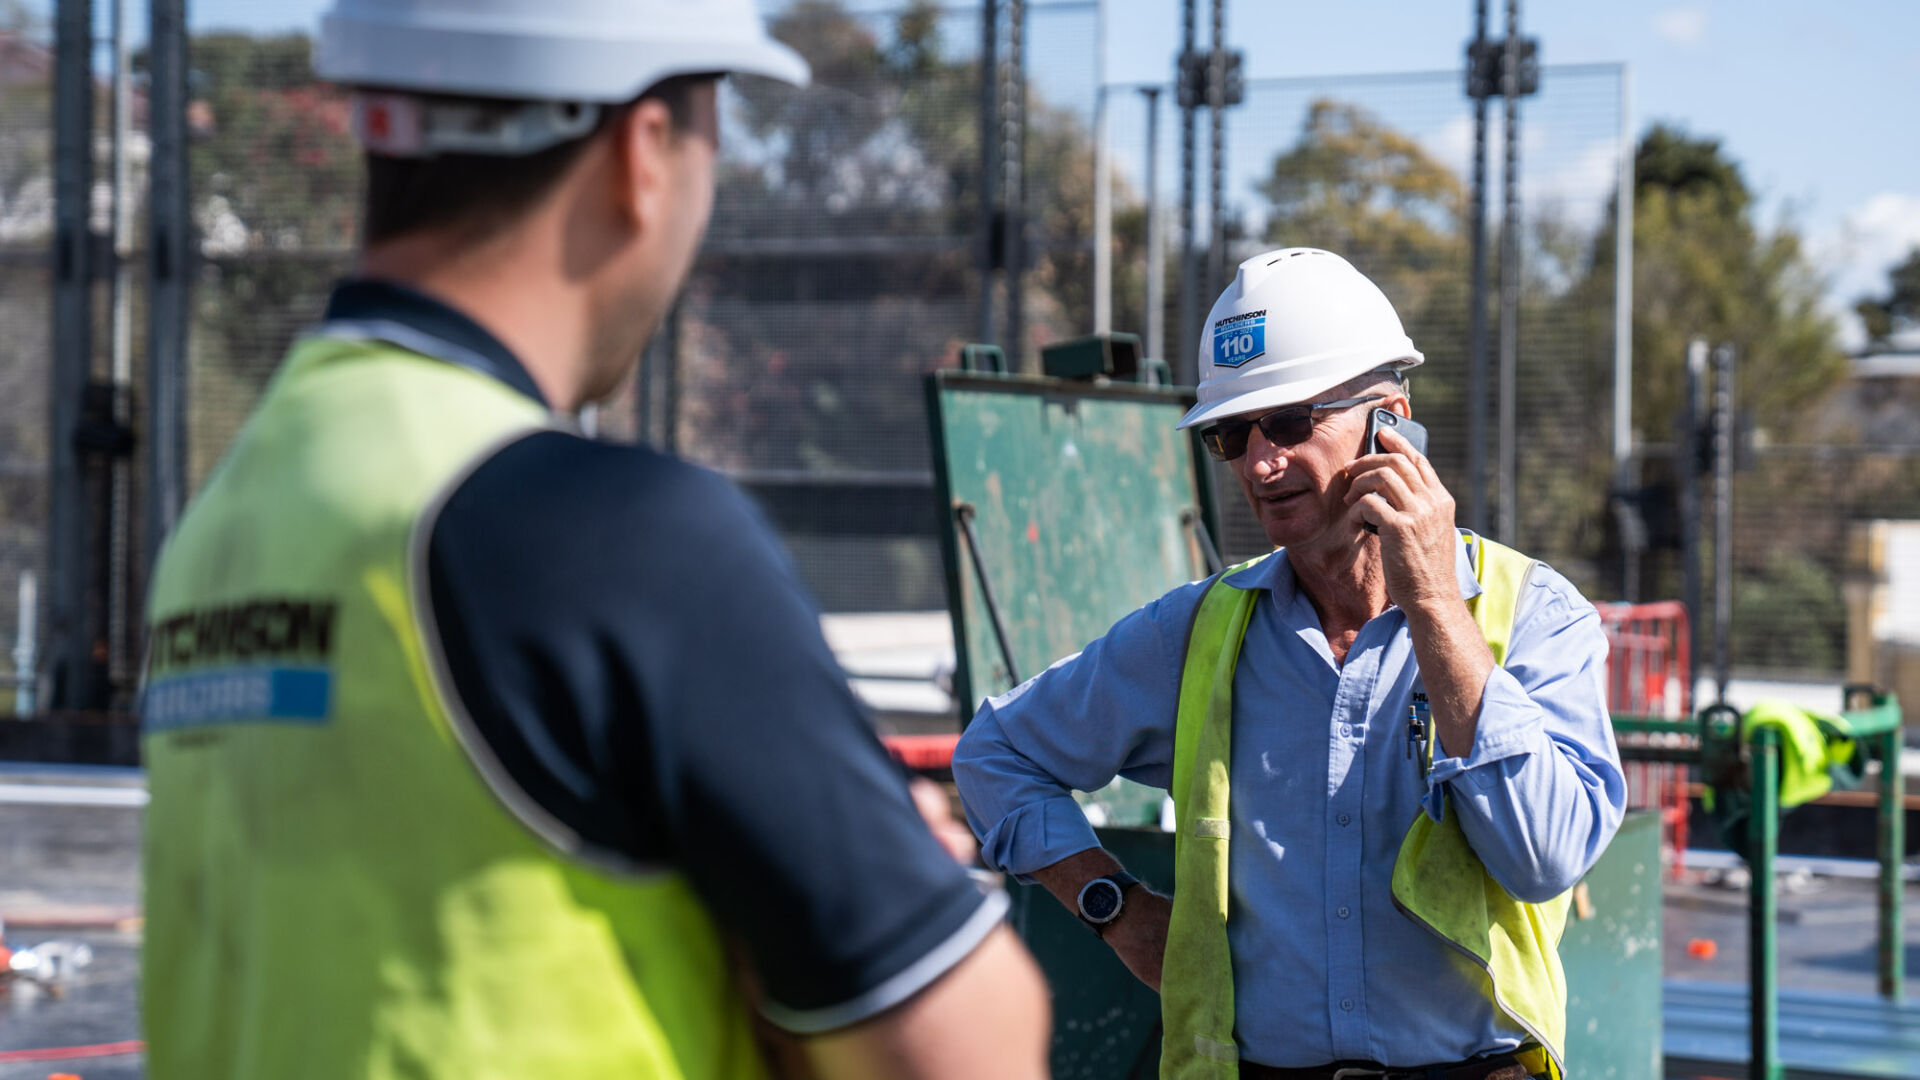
[1365,408,1429,458]
[1360,409,1429,535]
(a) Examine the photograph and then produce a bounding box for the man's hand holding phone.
[1346,410,1461,613]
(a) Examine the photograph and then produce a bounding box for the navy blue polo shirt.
[319,280,1003,1033]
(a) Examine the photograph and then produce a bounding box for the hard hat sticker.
[1212,311,1266,369]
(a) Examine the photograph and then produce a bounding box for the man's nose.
[1242,425,1292,477]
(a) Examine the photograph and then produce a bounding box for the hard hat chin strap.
[353,92,603,159]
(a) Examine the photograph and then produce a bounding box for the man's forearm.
[1403,596,1497,760]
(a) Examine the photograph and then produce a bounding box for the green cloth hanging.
[1704,699,1865,862]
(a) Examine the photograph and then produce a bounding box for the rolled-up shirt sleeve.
[1422,568,1627,903]
[952,584,1201,878]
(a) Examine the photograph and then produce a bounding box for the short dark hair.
[361,74,714,249]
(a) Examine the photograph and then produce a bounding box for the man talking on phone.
[953,248,1625,1079]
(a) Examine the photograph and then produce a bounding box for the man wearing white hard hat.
[139,3,1048,1077]
[955,249,1623,1079]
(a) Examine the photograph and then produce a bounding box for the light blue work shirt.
[953,535,1625,1069]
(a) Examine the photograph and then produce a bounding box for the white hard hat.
[1176,248,1423,429]
[317,0,809,155]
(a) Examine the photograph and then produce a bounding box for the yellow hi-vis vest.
[142,336,771,1080]
[1161,533,1569,1080]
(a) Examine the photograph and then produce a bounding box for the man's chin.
[1254,501,1324,549]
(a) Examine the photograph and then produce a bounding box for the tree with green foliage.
[1855,247,1920,348]
[688,0,1139,482]
[1607,124,1850,669]
[180,32,362,484]
[1627,124,1845,441]
[1255,99,1471,459]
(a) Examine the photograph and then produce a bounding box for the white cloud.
[1812,192,1920,350]
[1418,115,1475,173]
[1652,5,1709,45]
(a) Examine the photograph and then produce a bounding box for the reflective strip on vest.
[142,338,770,1080]
[1162,533,1569,1080]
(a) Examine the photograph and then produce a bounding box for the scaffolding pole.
[147,0,193,576]
[48,0,96,709]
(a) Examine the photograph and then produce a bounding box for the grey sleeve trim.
[758,887,1012,1035]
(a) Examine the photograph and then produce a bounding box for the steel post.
[976,0,999,348]
[1680,339,1708,697]
[1001,0,1027,369]
[49,0,97,710]
[1749,727,1781,1080]
[147,0,192,576]
[1612,65,1635,484]
[108,0,136,686]
[1711,344,1735,701]
[1494,0,1522,544]
[12,571,37,716]
[1465,0,1491,536]
[1141,87,1165,365]
[1613,65,1637,600]
[1880,725,1906,1001]
[1175,0,1198,385]
[1092,2,1110,335]
[1204,0,1226,303]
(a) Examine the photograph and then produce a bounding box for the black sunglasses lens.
[1202,420,1251,460]
[1256,409,1314,447]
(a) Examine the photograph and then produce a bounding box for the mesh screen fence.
[665,2,1099,610]
[9,1,1886,681]
[1102,66,1629,589]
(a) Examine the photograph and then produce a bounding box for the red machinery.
[1595,601,1694,878]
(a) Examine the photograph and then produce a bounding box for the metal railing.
[1614,688,1906,1080]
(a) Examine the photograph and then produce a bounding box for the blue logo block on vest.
[1212,315,1266,369]
[142,666,334,733]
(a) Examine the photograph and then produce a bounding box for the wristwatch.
[1075,871,1140,936]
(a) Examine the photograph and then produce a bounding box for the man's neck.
[359,233,593,413]
[1286,534,1390,641]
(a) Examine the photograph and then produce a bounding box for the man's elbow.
[1504,865,1584,904]
[1495,824,1619,903]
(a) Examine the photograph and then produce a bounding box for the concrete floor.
[6,769,1920,1080]
[0,771,145,1080]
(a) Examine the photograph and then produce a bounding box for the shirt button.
[1341,998,1355,1012]
[1337,905,1351,919]
[1337,813,1351,826]
[1338,723,1353,738]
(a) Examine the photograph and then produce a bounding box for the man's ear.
[610,97,678,230]
[1389,393,1412,419]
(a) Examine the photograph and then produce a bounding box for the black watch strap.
[1076,871,1141,936]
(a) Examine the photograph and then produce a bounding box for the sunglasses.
[1198,394,1386,461]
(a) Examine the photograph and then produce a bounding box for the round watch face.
[1080,879,1123,923]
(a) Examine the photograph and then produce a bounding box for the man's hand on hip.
[1031,849,1173,992]
[1103,887,1172,992]
[1344,426,1461,614]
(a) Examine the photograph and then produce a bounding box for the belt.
[1240,1054,1529,1080]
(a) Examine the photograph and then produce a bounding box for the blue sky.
[1103,0,1920,346]
[167,0,1920,344]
